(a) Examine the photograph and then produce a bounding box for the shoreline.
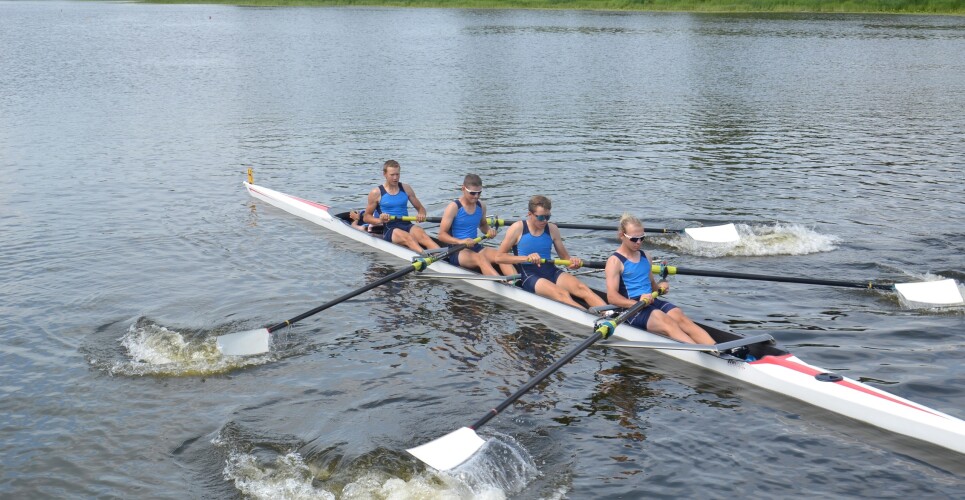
[135,1,965,15]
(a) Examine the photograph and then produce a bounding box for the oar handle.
[538,258,584,267]
[470,291,659,431]
[391,215,443,223]
[265,236,486,333]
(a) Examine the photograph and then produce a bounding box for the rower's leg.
[532,278,584,309]
[459,249,499,276]
[479,248,510,276]
[392,230,424,253]
[645,310,698,344]
[556,273,606,308]
[410,226,440,249]
[666,308,714,345]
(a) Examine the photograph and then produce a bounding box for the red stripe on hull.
[750,354,941,418]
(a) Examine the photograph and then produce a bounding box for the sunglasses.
[624,233,645,243]
[533,214,552,222]
[463,186,483,196]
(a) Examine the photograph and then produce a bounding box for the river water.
[2,1,964,498]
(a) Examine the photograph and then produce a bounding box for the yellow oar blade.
[407,427,485,471]
[683,223,740,243]
[894,279,964,306]
[216,328,271,356]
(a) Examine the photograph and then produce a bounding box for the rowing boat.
[243,181,965,455]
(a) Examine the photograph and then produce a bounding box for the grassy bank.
[139,0,965,15]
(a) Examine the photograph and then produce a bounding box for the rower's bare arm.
[550,224,582,268]
[495,222,526,265]
[478,202,496,238]
[402,183,428,221]
[363,188,382,225]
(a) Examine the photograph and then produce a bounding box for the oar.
[406,290,660,471]
[413,273,522,282]
[389,216,740,244]
[579,261,964,306]
[215,236,488,356]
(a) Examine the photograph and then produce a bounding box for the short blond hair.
[383,160,400,173]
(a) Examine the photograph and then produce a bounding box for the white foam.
[215,433,543,500]
[670,223,839,257]
[107,321,270,376]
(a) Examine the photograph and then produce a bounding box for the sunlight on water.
[102,320,272,376]
[670,223,839,257]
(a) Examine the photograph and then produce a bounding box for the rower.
[437,174,510,276]
[495,195,606,310]
[604,213,714,345]
[363,160,440,253]
[349,208,382,233]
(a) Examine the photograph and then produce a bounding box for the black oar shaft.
[266,265,417,333]
[581,261,892,291]
[390,216,681,233]
[469,296,653,431]
[666,267,890,290]
[265,239,480,333]
[471,333,602,430]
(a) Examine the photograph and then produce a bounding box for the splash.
[446,432,541,497]
[95,319,273,377]
[667,223,839,257]
[214,430,541,499]
[218,446,507,500]
[223,450,330,500]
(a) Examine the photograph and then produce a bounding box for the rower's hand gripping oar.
[578,261,964,306]
[406,290,661,471]
[215,236,489,356]
[389,216,740,244]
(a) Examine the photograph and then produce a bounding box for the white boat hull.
[244,182,965,455]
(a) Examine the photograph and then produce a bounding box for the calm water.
[2,1,964,497]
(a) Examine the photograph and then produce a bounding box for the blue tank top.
[614,252,653,299]
[515,221,553,275]
[450,199,482,240]
[378,185,409,228]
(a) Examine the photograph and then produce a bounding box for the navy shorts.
[446,243,484,266]
[625,298,677,330]
[518,266,564,294]
[383,221,414,242]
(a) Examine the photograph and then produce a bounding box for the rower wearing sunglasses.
[604,213,714,345]
[495,195,606,310]
[438,174,509,276]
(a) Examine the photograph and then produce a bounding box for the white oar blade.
[683,223,740,243]
[894,279,964,306]
[407,426,485,471]
[216,328,271,356]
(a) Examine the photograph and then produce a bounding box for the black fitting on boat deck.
[815,372,844,382]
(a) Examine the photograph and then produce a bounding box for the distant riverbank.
[139,0,965,15]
